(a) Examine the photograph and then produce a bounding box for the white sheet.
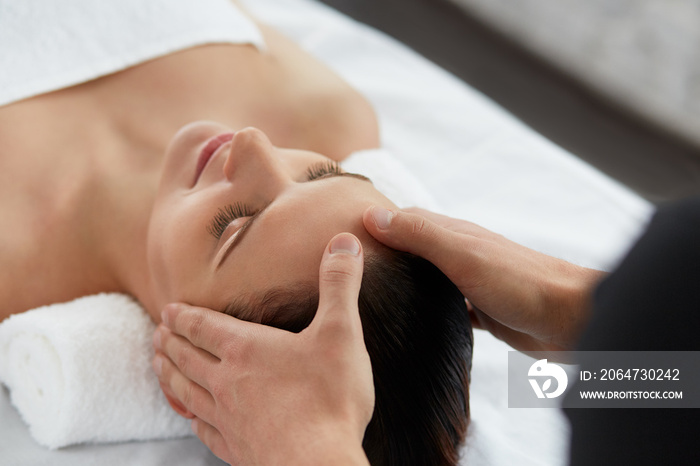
[1,0,653,464]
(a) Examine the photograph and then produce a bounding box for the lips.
[193,132,235,186]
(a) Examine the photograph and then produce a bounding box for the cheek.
[146,211,176,305]
[146,200,209,304]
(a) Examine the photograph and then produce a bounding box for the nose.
[222,128,291,193]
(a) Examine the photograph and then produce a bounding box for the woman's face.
[146,122,396,316]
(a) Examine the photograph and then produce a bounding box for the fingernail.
[371,206,393,230]
[329,234,361,256]
[161,303,180,327]
[153,328,162,350]
[191,418,199,434]
[152,355,163,376]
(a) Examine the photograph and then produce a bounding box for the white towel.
[0,293,191,449]
[0,0,266,107]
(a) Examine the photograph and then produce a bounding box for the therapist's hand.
[364,206,606,355]
[152,233,373,466]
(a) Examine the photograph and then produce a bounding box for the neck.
[98,172,162,319]
[0,106,169,321]
[75,132,165,321]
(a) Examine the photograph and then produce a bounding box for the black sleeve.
[565,196,700,466]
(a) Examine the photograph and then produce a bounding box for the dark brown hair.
[225,249,473,465]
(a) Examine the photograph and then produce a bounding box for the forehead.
[211,176,396,307]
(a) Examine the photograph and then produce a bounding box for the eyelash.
[207,161,343,240]
[207,203,256,239]
[305,160,343,180]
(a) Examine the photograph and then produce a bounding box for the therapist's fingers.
[363,206,476,284]
[468,308,483,330]
[153,348,218,426]
[309,232,374,434]
[155,324,219,392]
[157,378,193,419]
[310,233,365,338]
[402,207,504,241]
[190,418,233,465]
[161,303,258,358]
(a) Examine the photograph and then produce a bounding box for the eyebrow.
[215,171,372,269]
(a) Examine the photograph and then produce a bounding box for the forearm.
[546,264,607,350]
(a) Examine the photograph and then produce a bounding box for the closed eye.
[207,203,257,240]
[306,160,343,180]
[305,160,372,183]
[213,161,373,269]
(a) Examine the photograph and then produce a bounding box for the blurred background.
[319,0,700,204]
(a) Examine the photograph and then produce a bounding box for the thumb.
[363,206,472,281]
[311,233,365,336]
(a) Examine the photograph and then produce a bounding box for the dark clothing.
[566,196,700,465]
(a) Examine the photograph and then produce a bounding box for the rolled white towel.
[0,293,191,449]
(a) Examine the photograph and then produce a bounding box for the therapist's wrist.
[548,265,606,350]
[312,434,369,466]
[275,426,368,466]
